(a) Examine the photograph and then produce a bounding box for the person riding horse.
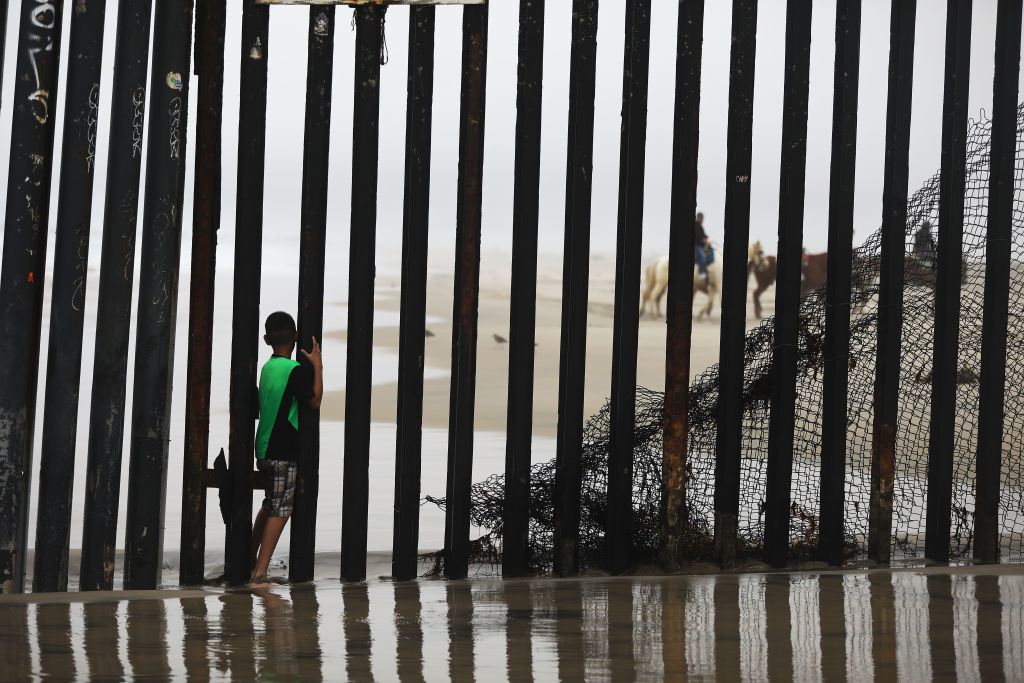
[913,220,937,268]
[694,212,714,279]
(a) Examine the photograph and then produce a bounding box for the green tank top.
[255,356,300,460]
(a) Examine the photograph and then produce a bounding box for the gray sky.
[1,0,1022,300]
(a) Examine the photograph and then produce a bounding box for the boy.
[249,311,323,587]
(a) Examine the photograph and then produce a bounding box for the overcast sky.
[1,0,1022,298]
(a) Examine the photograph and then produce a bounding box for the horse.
[639,252,722,319]
[746,241,829,318]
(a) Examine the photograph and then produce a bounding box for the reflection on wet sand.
[1,568,1023,680]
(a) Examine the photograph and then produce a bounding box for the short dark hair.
[265,311,296,346]
[696,212,704,219]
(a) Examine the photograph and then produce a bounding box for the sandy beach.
[322,251,772,437]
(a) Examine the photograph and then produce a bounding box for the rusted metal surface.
[975,0,1022,563]
[502,0,544,578]
[180,0,226,587]
[607,0,652,575]
[123,0,195,590]
[869,0,915,567]
[225,0,269,586]
[661,0,703,572]
[294,3,338,583]
[925,0,972,563]
[817,0,860,567]
[33,0,107,593]
[444,4,488,580]
[393,5,436,582]
[0,0,67,593]
[553,0,598,579]
[714,0,758,570]
[763,0,812,569]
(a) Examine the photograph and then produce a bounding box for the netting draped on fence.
[427,106,1024,572]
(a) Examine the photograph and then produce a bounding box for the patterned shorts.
[258,459,297,518]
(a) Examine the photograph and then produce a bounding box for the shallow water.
[2,567,1023,681]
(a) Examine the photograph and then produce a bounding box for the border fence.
[0,0,1022,593]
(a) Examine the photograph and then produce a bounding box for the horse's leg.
[654,280,668,317]
[640,267,654,318]
[753,281,767,318]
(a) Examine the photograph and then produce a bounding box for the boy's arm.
[300,337,323,409]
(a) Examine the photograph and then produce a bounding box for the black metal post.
[393,5,435,582]
[224,0,269,586]
[180,0,226,586]
[817,0,861,567]
[925,0,972,563]
[661,0,704,571]
[0,0,65,593]
[443,4,488,580]
[339,5,380,583]
[869,0,915,566]
[32,0,106,593]
[80,0,155,591]
[123,0,195,590]
[553,0,598,578]
[763,0,813,569]
[607,0,652,575]
[713,0,758,569]
[502,0,544,578]
[294,4,337,583]
[974,0,1022,563]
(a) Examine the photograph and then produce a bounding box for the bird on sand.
[493,333,508,345]
[425,329,434,338]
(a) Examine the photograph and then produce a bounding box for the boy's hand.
[301,336,323,369]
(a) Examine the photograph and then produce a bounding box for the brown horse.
[747,241,828,318]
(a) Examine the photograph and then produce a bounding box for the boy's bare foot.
[247,575,276,589]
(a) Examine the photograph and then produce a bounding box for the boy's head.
[264,311,297,351]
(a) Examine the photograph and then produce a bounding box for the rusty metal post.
[713,0,758,569]
[661,0,704,571]
[607,0,652,575]
[443,3,488,580]
[79,0,154,592]
[817,0,861,567]
[763,0,812,569]
[869,0,915,566]
[294,3,338,583]
[975,0,1022,563]
[32,0,106,593]
[553,0,598,578]
[0,0,66,593]
[224,0,269,586]
[393,5,436,582]
[123,0,195,590]
[180,0,226,586]
[925,0,972,563]
[502,0,544,578]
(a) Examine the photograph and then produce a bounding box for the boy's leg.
[248,460,297,586]
[250,517,289,583]
[251,505,270,569]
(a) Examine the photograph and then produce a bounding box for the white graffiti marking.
[26,0,56,124]
[86,82,99,173]
[168,96,182,159]
[131,87,145,158]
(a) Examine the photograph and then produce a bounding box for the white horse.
[639,253,722,319]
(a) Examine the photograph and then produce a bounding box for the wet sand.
[2,564,1022,680]
[322,253,770,436]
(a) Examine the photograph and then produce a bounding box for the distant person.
[249,311,323,588]
[914,220,936,266]
[694,212,714,279]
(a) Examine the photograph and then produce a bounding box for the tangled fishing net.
[426,106,1024,573]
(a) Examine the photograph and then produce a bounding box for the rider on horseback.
[694,212,714,279]
[913,220,937,268]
